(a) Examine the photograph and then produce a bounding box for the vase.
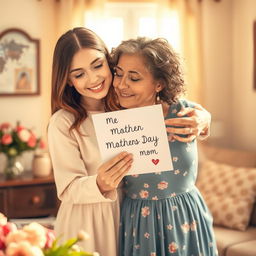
[4,156,24,180]
[32,152,52,178]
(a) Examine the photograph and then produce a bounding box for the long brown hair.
[51,27,113,132]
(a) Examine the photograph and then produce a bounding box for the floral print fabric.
[119,99,218,256]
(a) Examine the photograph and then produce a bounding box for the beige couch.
[197,143,256,256]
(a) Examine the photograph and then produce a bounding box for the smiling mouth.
[119,91,134,97]
[88,82,104,93]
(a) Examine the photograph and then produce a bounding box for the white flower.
[71,244,81,252]
[22,222,46,248]
[77,230,90,241]
[18,129,31,142]
[0,212,7,225]
[6,241,44,256]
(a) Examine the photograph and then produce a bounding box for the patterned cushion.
[196,160,256,231]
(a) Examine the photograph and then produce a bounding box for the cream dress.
[47,109,120,256]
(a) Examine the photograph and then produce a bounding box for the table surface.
[0,171,55,187]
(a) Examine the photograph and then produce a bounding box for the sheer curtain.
[157,0,203,103]
[56,0,203,103]
[56,0,106,37]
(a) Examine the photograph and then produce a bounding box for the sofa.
[196,142,256,256]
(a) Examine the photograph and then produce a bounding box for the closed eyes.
[114,68,141,82]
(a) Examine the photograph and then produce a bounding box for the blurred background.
[0,0,256,172]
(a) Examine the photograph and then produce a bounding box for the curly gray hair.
[111,37,186,105]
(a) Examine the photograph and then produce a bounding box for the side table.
[0,171,59,219]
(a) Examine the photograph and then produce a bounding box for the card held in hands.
[92,104,173,175]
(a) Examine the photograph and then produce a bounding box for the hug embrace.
[48,27,217,256]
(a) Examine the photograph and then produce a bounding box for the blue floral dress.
[119,99,218,256]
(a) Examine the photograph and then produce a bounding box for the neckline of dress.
[88,110,105,114]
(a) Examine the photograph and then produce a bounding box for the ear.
[155,81,164,92]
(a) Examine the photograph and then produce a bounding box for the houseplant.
[0,212,98,256]
[0,122,45,179]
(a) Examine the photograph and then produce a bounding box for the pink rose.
[27,134,36,148]
[0,235,6,250]
[39,139,46,149]
[18,129,30,142]
[1,134,12,145]
[0,123,11,131]
[2,223,17,236]
[44,229,55,249]
[15,125,24,132]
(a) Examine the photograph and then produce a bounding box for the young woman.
[110,37,218,256]
[48,27,211,256]
[48,27,133,256]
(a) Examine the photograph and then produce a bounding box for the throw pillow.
[196,160,256,231]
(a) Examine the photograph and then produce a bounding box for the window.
[84,2,181,53]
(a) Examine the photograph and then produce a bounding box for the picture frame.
[0,28,40,96]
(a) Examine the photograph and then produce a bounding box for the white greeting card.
[92,104,173,175]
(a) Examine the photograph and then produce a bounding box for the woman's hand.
[96,151,133,194]
[165,105,211,143]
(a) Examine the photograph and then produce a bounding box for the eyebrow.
[115,66,140,75]
[69,57,102,73]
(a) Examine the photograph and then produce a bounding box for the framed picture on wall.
[0,28,40,96]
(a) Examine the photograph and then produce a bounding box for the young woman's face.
[113,53,162,109]
[68,48,112,101]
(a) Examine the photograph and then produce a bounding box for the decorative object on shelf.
[0,212,99,256]
[32,151,52,178]
[0,28,40,96]
[3,155,24,180]
[0,122,45,180]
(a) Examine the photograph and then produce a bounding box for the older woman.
[110,37,218,256]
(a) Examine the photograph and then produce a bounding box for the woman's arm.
[47,112,132,204]
[165,104,211,143]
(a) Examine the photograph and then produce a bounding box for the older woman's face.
[113,53,162,109]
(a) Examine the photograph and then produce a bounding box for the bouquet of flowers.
[0,213,98,256]
[0,122,45,157]
[0,122,45,179]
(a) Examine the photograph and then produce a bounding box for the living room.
[0,0,256,256]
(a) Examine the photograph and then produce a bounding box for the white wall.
[231,0,256,151]
[0,0,57,170]
[201,0,233,148]
[202,0,256,151]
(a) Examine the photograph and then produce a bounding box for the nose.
[116,74,129,89]
[88,70,99,84]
